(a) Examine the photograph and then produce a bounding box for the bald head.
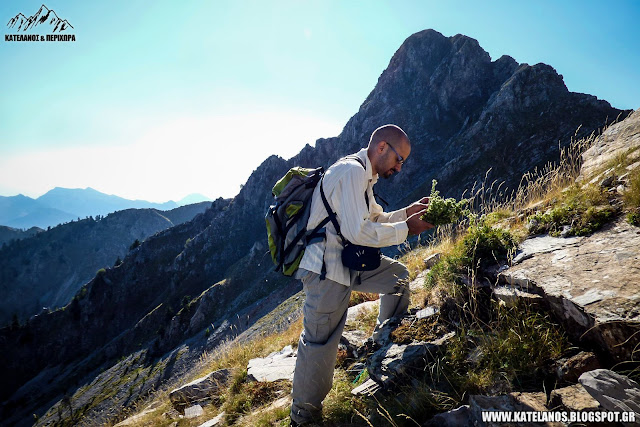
[367,124,411,178]
[368,124,411,149]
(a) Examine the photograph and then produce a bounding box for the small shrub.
[421,180,469,225]
[460,223,517,267]
[627,210,640,226]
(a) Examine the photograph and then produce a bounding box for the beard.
[382,169,395,179]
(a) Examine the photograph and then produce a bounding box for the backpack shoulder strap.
[343,154,366,170]
[342,154,370,209]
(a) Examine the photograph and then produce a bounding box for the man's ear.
[377,140,386,153]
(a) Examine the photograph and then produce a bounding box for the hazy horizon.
[1,0,639,203]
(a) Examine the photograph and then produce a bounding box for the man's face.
[380,140,410,179]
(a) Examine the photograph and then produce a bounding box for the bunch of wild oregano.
[421,179,469,226]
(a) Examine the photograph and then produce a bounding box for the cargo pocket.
[303,309,331,344]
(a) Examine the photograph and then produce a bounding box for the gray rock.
[511,234,583,266]
[367,331,454,388]
[468,395,515,426]
[409,270,428,291]
[424,253,442,268]
[415,305,439,319]
[599,175,616,188]
[346,300,379,325]
[579,369,640,424]
[424,405,471,427]
[341,329,368,352]
[469,394,562,427]
[351,378,382,397]
[499,218,640,362]
[247,345,297,382]
[198,411,225,427]
[184,404,204,419]
[493,285,543,307]
[169,369,231,411]
[559,225,572,237]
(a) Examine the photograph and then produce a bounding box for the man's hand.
[407,212,433,235]
[405,197,429,218]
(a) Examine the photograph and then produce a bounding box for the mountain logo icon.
[7,4,73,33]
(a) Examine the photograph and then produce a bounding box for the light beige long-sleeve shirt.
[298,148,409,286]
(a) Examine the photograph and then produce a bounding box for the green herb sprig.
[421,180,469,225]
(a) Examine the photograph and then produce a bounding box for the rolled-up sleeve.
[332,167,408,248]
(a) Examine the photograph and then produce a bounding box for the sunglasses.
[386,142,405,165]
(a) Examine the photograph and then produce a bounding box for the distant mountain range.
[0,187,212,229]
[6,4,73,33]
[0,200,218,326]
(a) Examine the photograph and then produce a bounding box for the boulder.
[579,369,640,424]
[346,300,379,325]
[468,394,562,427]
[553,351,601,383]
[169,369,231,411]
[499,218,640,363]
[247,345,296,382]
[341,329,368,351]
[367,330,454,388]
[468,395,515,427]
[548,384,600,412]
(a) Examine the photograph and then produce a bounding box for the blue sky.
[1,0,639,202]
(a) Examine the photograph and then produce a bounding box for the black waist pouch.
[341,241,381,271]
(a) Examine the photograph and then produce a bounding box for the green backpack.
[265,156,370,276]
[265,166,328,276]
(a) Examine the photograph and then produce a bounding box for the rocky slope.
[0,201,212,326]
[158,109,640,427]
[0,29,630,426]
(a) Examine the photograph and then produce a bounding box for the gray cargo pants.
[290,255,410,424]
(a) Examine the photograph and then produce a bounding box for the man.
[290,124,434,425]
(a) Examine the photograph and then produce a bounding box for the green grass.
[219,370,291,425]
[445,301,568,395]
[624,169,640,205]
[528,184,617,236]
